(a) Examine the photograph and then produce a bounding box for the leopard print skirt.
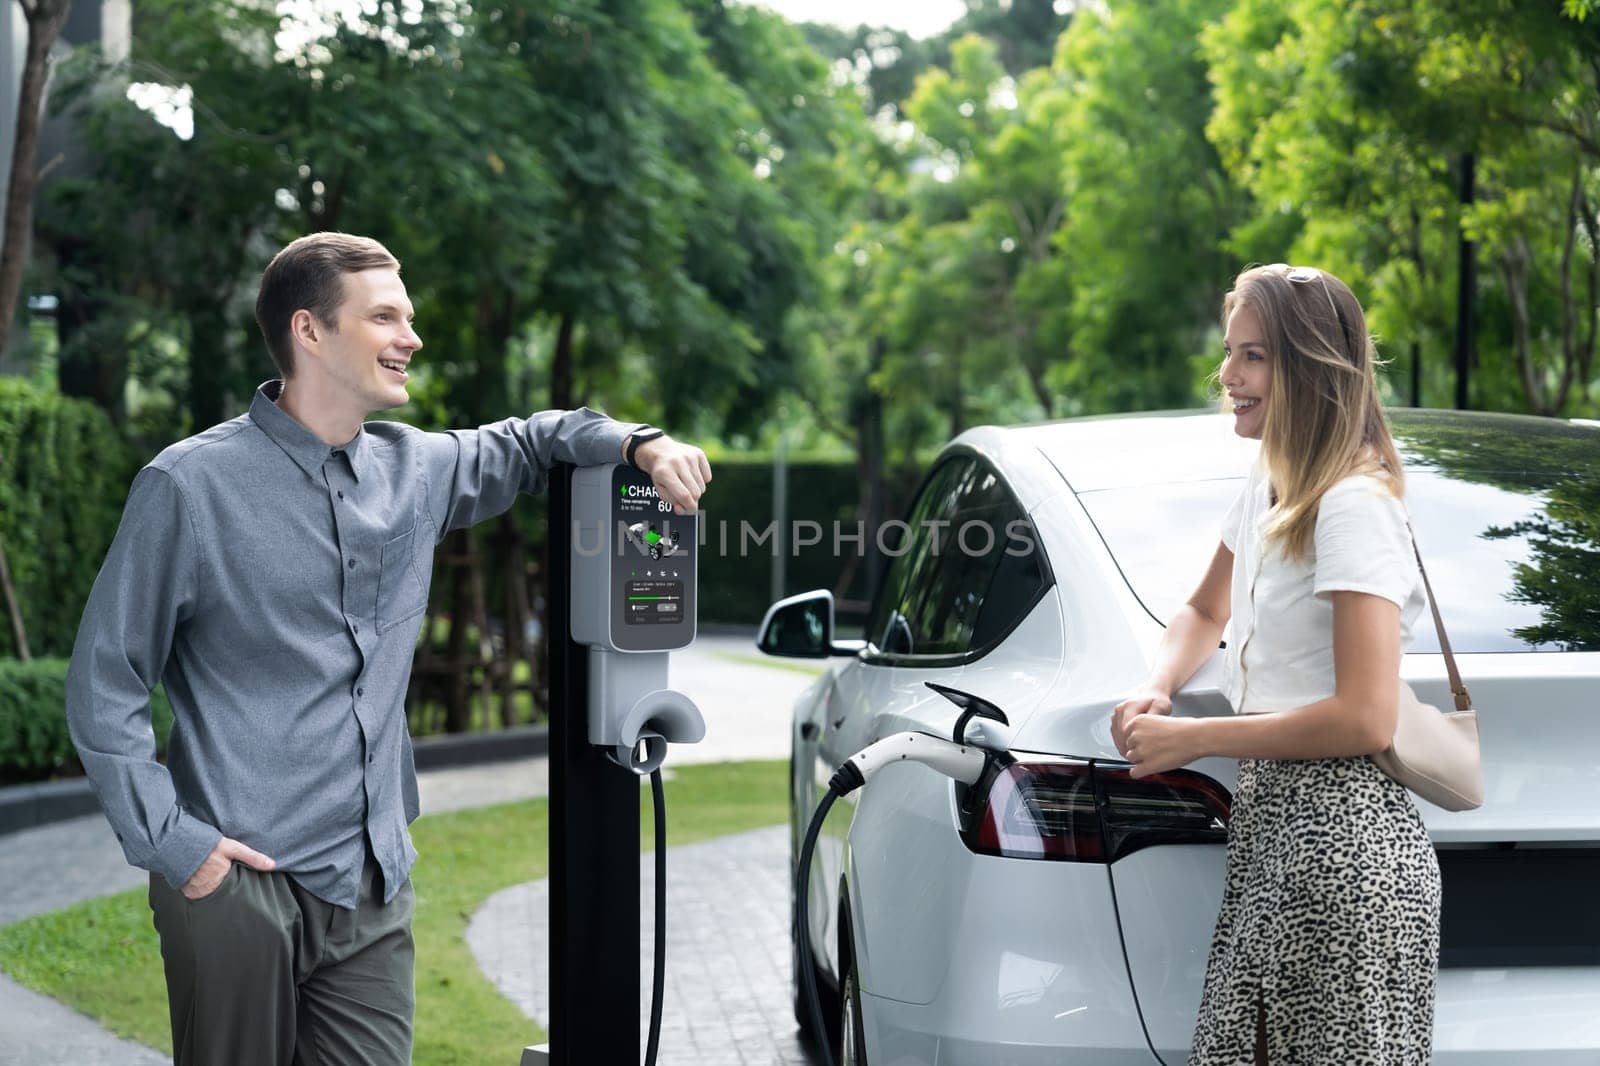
[1187,755,1442,1065]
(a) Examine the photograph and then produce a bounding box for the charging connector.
[828,731,987,795]
[796,723,1011,1066]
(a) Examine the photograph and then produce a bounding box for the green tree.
[0,0,73,353]
[1204,0,1600,416]
[45,0,550,437]
[1053,0,1244,411]
[876,34,1068,436]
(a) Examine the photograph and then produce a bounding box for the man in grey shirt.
[65,232,711,1065]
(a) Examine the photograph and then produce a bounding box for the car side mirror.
[756,590,865,659]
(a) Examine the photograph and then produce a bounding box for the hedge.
[0,379,138,659]
[0,658,174,784]
[688,456,919,626]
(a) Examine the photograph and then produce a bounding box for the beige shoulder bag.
[1370,523,1483,811]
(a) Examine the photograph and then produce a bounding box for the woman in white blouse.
[1110,264,1440,1065]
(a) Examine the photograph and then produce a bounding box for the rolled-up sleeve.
[421,407,640,537]
[1312,477,1417,608]
[65,467,221,889]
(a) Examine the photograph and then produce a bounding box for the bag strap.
[1405,520,1473,711]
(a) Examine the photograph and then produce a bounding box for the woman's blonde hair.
[1220,264,1404,562]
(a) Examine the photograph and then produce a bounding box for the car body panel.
[1104,844,1228,1065]
[1432,968,1600,1061]
[858,851,1154,1064]
[865,993,1158,1066]
[999,491,1166,746]
[1011,409,1260,493]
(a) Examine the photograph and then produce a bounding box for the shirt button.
[338,490,345,500]
[348,558,356,569]
[368,753,375,763]
[353,622,360,634]
[356,687,364,697]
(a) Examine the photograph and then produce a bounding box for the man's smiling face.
[317,268,421,413]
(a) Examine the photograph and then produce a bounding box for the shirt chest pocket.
[377,526,428,633]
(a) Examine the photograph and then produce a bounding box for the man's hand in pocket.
[182,837,276,900]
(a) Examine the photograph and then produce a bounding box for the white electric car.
[758,410,1600,1065]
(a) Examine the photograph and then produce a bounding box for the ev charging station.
[526,463,705,1066]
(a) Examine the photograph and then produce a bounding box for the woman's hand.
[1111,688,1173,759]
[1124,714,1208,779]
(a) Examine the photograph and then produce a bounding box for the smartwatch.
[625,427,666,468]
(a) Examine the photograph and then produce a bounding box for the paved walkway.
[0,634,822,1065]
[469,826,808,1065]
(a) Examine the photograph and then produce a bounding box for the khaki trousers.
[148,855,415,1066]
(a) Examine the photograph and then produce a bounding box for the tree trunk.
[55,238,125,422]
[467,541,494,729]
[187,307,230,432]
[1022,355,1052,415]
[551,310,575,411]
[852,338,890,610]
[1574,183,1599,387]
[1454,153,1476,411]
[1407,203,1426,409]
[1500,238,1552,416]
[0,0,74,349]
[949,348,965,440]
[444,530,472,733]
[471,281,513,422]
[498,517,524,728]
[0,532,31,661]
[1574,181,1600,390]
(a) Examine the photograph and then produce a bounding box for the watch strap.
[625,427,665,468]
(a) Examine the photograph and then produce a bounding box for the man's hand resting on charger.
[631,434,712,514]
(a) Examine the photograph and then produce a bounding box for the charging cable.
[794,732,992,1066]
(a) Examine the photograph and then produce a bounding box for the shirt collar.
[249,379,370,483]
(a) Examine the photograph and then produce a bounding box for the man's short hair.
[254,233,401,378]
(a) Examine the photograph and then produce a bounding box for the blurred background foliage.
[4,0,1600,746]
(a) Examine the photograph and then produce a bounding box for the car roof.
[1002,408,1600,493]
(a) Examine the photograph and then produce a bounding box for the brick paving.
[468,826,812,1065]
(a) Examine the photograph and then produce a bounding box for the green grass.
[0,759,787,1064]
[709,649,827,676]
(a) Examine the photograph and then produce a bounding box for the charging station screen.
[609,465,695,649]
[625,579,685,624]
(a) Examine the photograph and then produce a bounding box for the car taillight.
[1094,765,1231,862]
[960,760,1230,863]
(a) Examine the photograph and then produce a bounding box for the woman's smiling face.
[1221,303,1272,440]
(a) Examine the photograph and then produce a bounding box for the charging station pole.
[534,462,703,1066]
[544,463,641,1064]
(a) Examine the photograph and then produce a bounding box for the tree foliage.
[1205,0,1600,413]
[4,0,1599,664]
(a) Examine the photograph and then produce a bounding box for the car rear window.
[1077,448,1600,654]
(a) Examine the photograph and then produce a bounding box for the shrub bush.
[0,379,139,658]
[0,658,173,783]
